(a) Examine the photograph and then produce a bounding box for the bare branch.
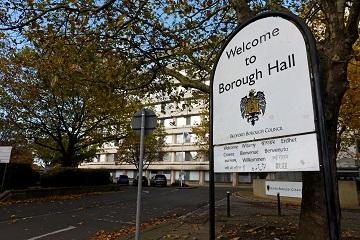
[163,67,209,93]
[0,0,116,31]
[229,0,252,24]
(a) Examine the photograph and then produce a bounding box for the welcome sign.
[211,14,320,172]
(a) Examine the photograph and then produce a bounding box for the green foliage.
[116,126,166,169]
[40,167,111,187]
[0,163,40,190]
[337,42,360,155]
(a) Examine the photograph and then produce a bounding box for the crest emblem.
[240,89,266,126]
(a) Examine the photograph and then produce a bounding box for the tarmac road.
[0,186,235,240]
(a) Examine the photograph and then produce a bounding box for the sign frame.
[209,11,338,240]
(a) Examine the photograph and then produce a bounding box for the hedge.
[40,168,111,187]
[0,163,40,190]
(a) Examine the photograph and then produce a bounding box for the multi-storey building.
[79,87,213,185]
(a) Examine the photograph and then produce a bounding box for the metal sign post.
[0,163,8,192]
[135,109,146,240]
[132,108,157,240]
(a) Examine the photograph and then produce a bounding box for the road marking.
[27,226,77,240]
[97,218,134,224]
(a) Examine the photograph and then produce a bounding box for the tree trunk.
[297,47,348,239]
[61,146,77,167]
[61,153,74,167]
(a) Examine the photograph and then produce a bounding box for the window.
[175,152,184,161]
[163,171,171,180]
[184,133,192,143]
[94,155,100,162]
[191,116,201,126]
[175,133,192,144]
[186,116,191,125]
[176,134,184,144]
[184,171,190,180]
[175,171,190,180]
[205,171,209,181]
[189,171,199,181]
[127,171,134,178]
[185,151,192,161]
[115,170,124,178]
[162,152,172,162]
[215,173,232,183]
[164,118,176,128]
[177,117,186,127]
[164,135,173,144]
[185,151,198,161]
[106,154,115,162]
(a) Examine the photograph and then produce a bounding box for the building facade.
[79,88,215,185]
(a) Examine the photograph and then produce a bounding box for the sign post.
[131,108,157,240]
[210,11,338,240]
[0,146,12,192]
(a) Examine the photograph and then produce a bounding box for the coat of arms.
[240,89,266,126]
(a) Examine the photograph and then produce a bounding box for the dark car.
[132,176,149,187]
[150,174,167,187]
[117,175,129,185]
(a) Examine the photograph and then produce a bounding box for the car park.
[150,174,167,187]
[117,175,129,185]
[132,176,149,187]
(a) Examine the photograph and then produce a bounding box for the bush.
[0,163,40,190]
[40,168,111,187]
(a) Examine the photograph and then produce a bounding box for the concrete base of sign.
[253,179,359,208]
[338,181,359,208]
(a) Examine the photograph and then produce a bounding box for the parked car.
[150,174,167,187]
[132,176,148,187]
[117,175,129,185]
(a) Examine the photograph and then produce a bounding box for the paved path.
[117,192,360,240]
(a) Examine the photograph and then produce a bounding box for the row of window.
[164,133,196,144]
[162,151,199,162]
[154,100,202,115]
[111,170,253,183]
[112,170,203,181]
[93,151,202,163]
[160,115,201,128]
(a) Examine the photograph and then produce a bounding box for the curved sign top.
[212,15,316,146]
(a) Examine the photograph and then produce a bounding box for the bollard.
[277,193,281,216]
[226,191,231,217]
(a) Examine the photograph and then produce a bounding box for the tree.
[0,0,359,239]
[337,43,360,157]
[0,34,140,167]
[116,127,166,170]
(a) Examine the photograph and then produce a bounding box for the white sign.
[214,133,319,172]
[0,146,12,163]
[213,17,315,145]
[265,181,302,198]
